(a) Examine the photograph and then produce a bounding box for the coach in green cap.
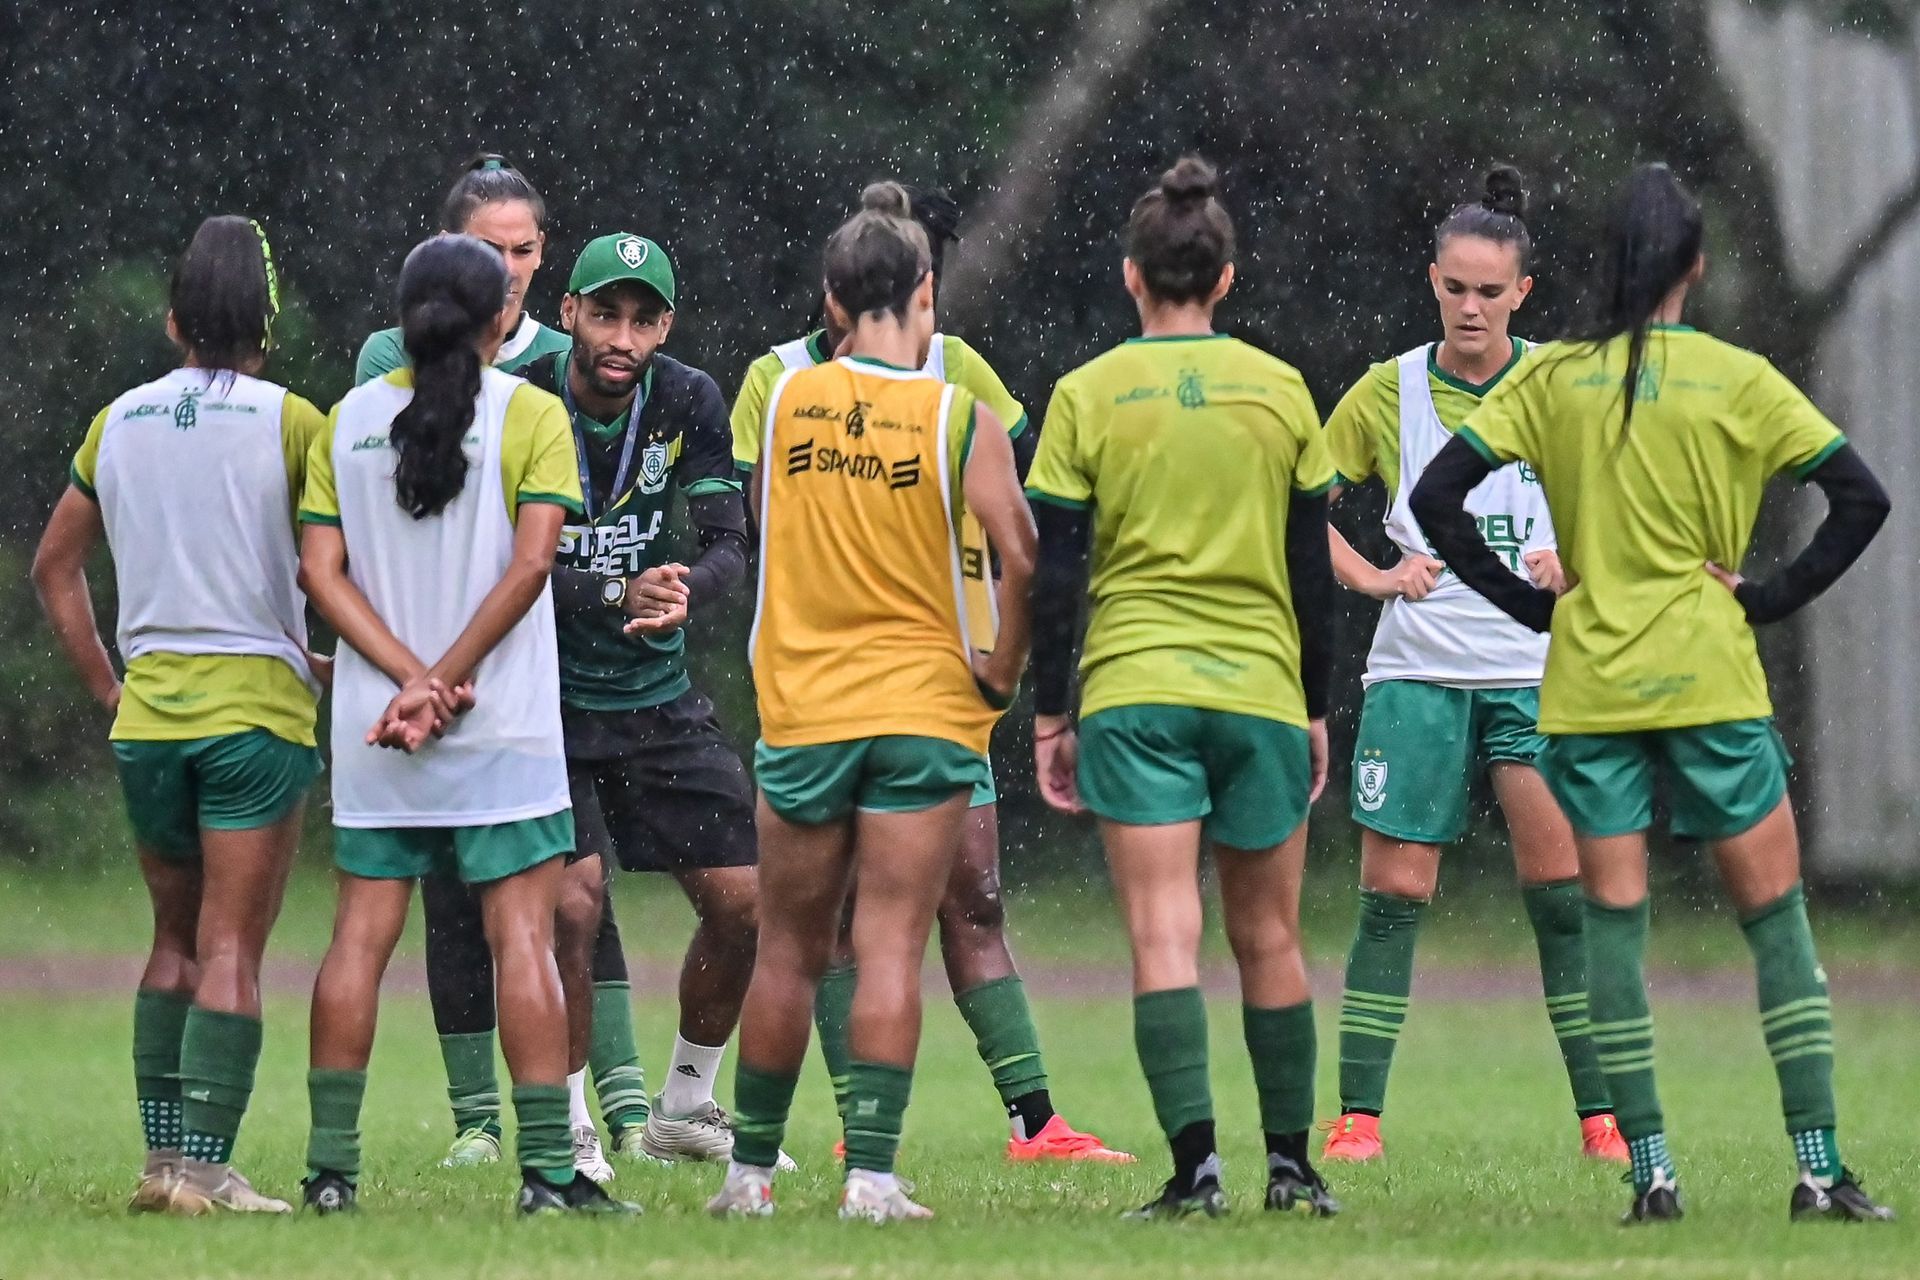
[424,230,773,1170]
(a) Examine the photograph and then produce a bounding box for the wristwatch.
[600,577,629,610]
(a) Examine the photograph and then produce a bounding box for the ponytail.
[389,235,508,518]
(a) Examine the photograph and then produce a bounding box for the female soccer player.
[1027,157,1339,1220]
[730,186,1124,1164]
[33,216,324,1215]
[1411,162,1894,1225]
[1320,166,1624,1165]
[708,183,1036,1221]
[297,234,630,1216]
[356,155,642,1180]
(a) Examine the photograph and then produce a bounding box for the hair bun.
[1159,155,1218,207]
[1481,164,1528,220]
[860,181,913,219]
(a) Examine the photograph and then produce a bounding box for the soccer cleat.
[1007,1114,1135,1163]
[1621,1167,1683,1225]
[166,1164,292,1215]
[128,1151,179,1215]
[642,1097,796,1170]
[1581,1114,1630,1164]
[706,1162,776,1218]
[611,1126,671,1167]
[1265,1156,1340,1217]
[1124,1176,1230,1221]
[1789,1168,1896,1223]
[1320,1113,1384,1162]
[573,1123,614,1185]
[441,1124,502,1168]
[515,1169,642,1216]
[301,1170,357,1215]
[839,1170,933,1222]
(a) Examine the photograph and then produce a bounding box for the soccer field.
[1,982,1914,1279]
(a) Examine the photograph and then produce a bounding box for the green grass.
[0,989,1913,1278]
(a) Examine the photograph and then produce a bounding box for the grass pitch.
[1,978,1915,1278]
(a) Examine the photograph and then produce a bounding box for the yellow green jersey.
[1325,337,1530,499]
[299,369,582,528]
[1460,325,1845,734]
[71,386,328,746]
[354,313,571,386]
[1026,334,1335,727]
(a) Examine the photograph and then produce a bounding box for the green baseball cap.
[568,233,676,309]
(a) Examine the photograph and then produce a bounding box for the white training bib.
[326,368,570,827]
[1367,345,1553,688]
[772,332,951,378]
[94,369,313,689]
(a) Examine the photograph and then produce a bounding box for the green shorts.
[755,736,991,825]
[970,767,996,810]
[113,729,321,859]
[1078,704,1310,851]
[333,811,574,885]
[1351,681,1544,844]
[1536,719,1791,841]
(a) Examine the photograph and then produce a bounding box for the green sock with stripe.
[1244,1000,1317,1135]
[1585,896,1669,1192]
[1133,987,1213,1140]
[438,1030,501,1138]
[843,1061,914,1174]
[954,976,1053,1136]
[812,962,856,1120]
[588,982,649,1135]
[178,1007,261,1165]
[133,989,190,1155]
[511,1084,574,1187]
[1741,882,1842,1184]
[305,1068,367,1180]
[1336,890,1423,1114]
[1522,879,1613,1115]
[730,1064,799,1170]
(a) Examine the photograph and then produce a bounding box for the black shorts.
[563,688,757,874]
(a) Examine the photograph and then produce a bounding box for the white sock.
[660,1035,726,1117]
[567,1069,593,1129]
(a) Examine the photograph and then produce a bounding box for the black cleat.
[1124,1176,1229,1221]
[1266,1156,1340,1218]
[1790,1169,1895,1223]
[301,1169,357,1215]
[1621,1170,1683,1225]
[517,1169,642,1216]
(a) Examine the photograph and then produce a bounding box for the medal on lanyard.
[562,370,647,523]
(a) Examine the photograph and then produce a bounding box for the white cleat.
[167,1163,292,1215]
[440,1125,502,1167]
[641,1098,796,1171]
[573,1124,615,1185]
[705,1162,775,1218]
[839,1169,933,1223]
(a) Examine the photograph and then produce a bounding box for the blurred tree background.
[0,1,1892,884]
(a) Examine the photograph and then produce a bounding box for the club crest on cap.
[616,236,648,269]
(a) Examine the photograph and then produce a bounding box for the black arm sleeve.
[1030,501,1093,717]
[1010,421,1040,485]
[551,565,604,617]
[683,489,751,606]
[1409,435,1557,633]
[1735,444,1891,625]
[1286,490,1334,720]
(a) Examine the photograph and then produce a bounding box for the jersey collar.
[1427,336,1525,398]
[496,312,542,364]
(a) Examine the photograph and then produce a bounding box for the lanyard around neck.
[561,366,648,522]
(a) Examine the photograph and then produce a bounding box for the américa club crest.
[1356,750,1389,813]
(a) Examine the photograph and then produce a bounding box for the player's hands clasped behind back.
[623,563,691,636]
[367,676,475,754]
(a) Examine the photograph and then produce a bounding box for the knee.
[1223,912,1301,970]
[556,882,601,941]
[939,872,1007,939]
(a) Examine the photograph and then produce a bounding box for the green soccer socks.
[1244,1000,1317,1137]
[179,1007,261,1166]
[588,982,649,1134]
[306,1068,368,1179]
[438,1030,501,1138]
[1133,987,1213,1140]
[812,962,857,1120]
[1585,897,1669,1192]
[133,989,191,1154]
[730,1064,800,1171]
[1336,890,1422,1114]
[843,1061,914,1175]
[1742,882,1842,1183]
[1522,878,1613,1115]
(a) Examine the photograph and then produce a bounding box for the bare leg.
[1216,825,1311,1009]
[937,804,1017,992]
[310,875,414,1071]
[671,864,760,1044]
[480,857,569,1089]
[554,855,604,1075]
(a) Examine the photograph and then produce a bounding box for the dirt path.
[1,953,1913,1004]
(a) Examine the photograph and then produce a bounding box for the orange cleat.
[1581,1113,1630,1164]
[1007,1115,1135,1163]
[833,1138,846,1161]
[1320,1113,1384,1162]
